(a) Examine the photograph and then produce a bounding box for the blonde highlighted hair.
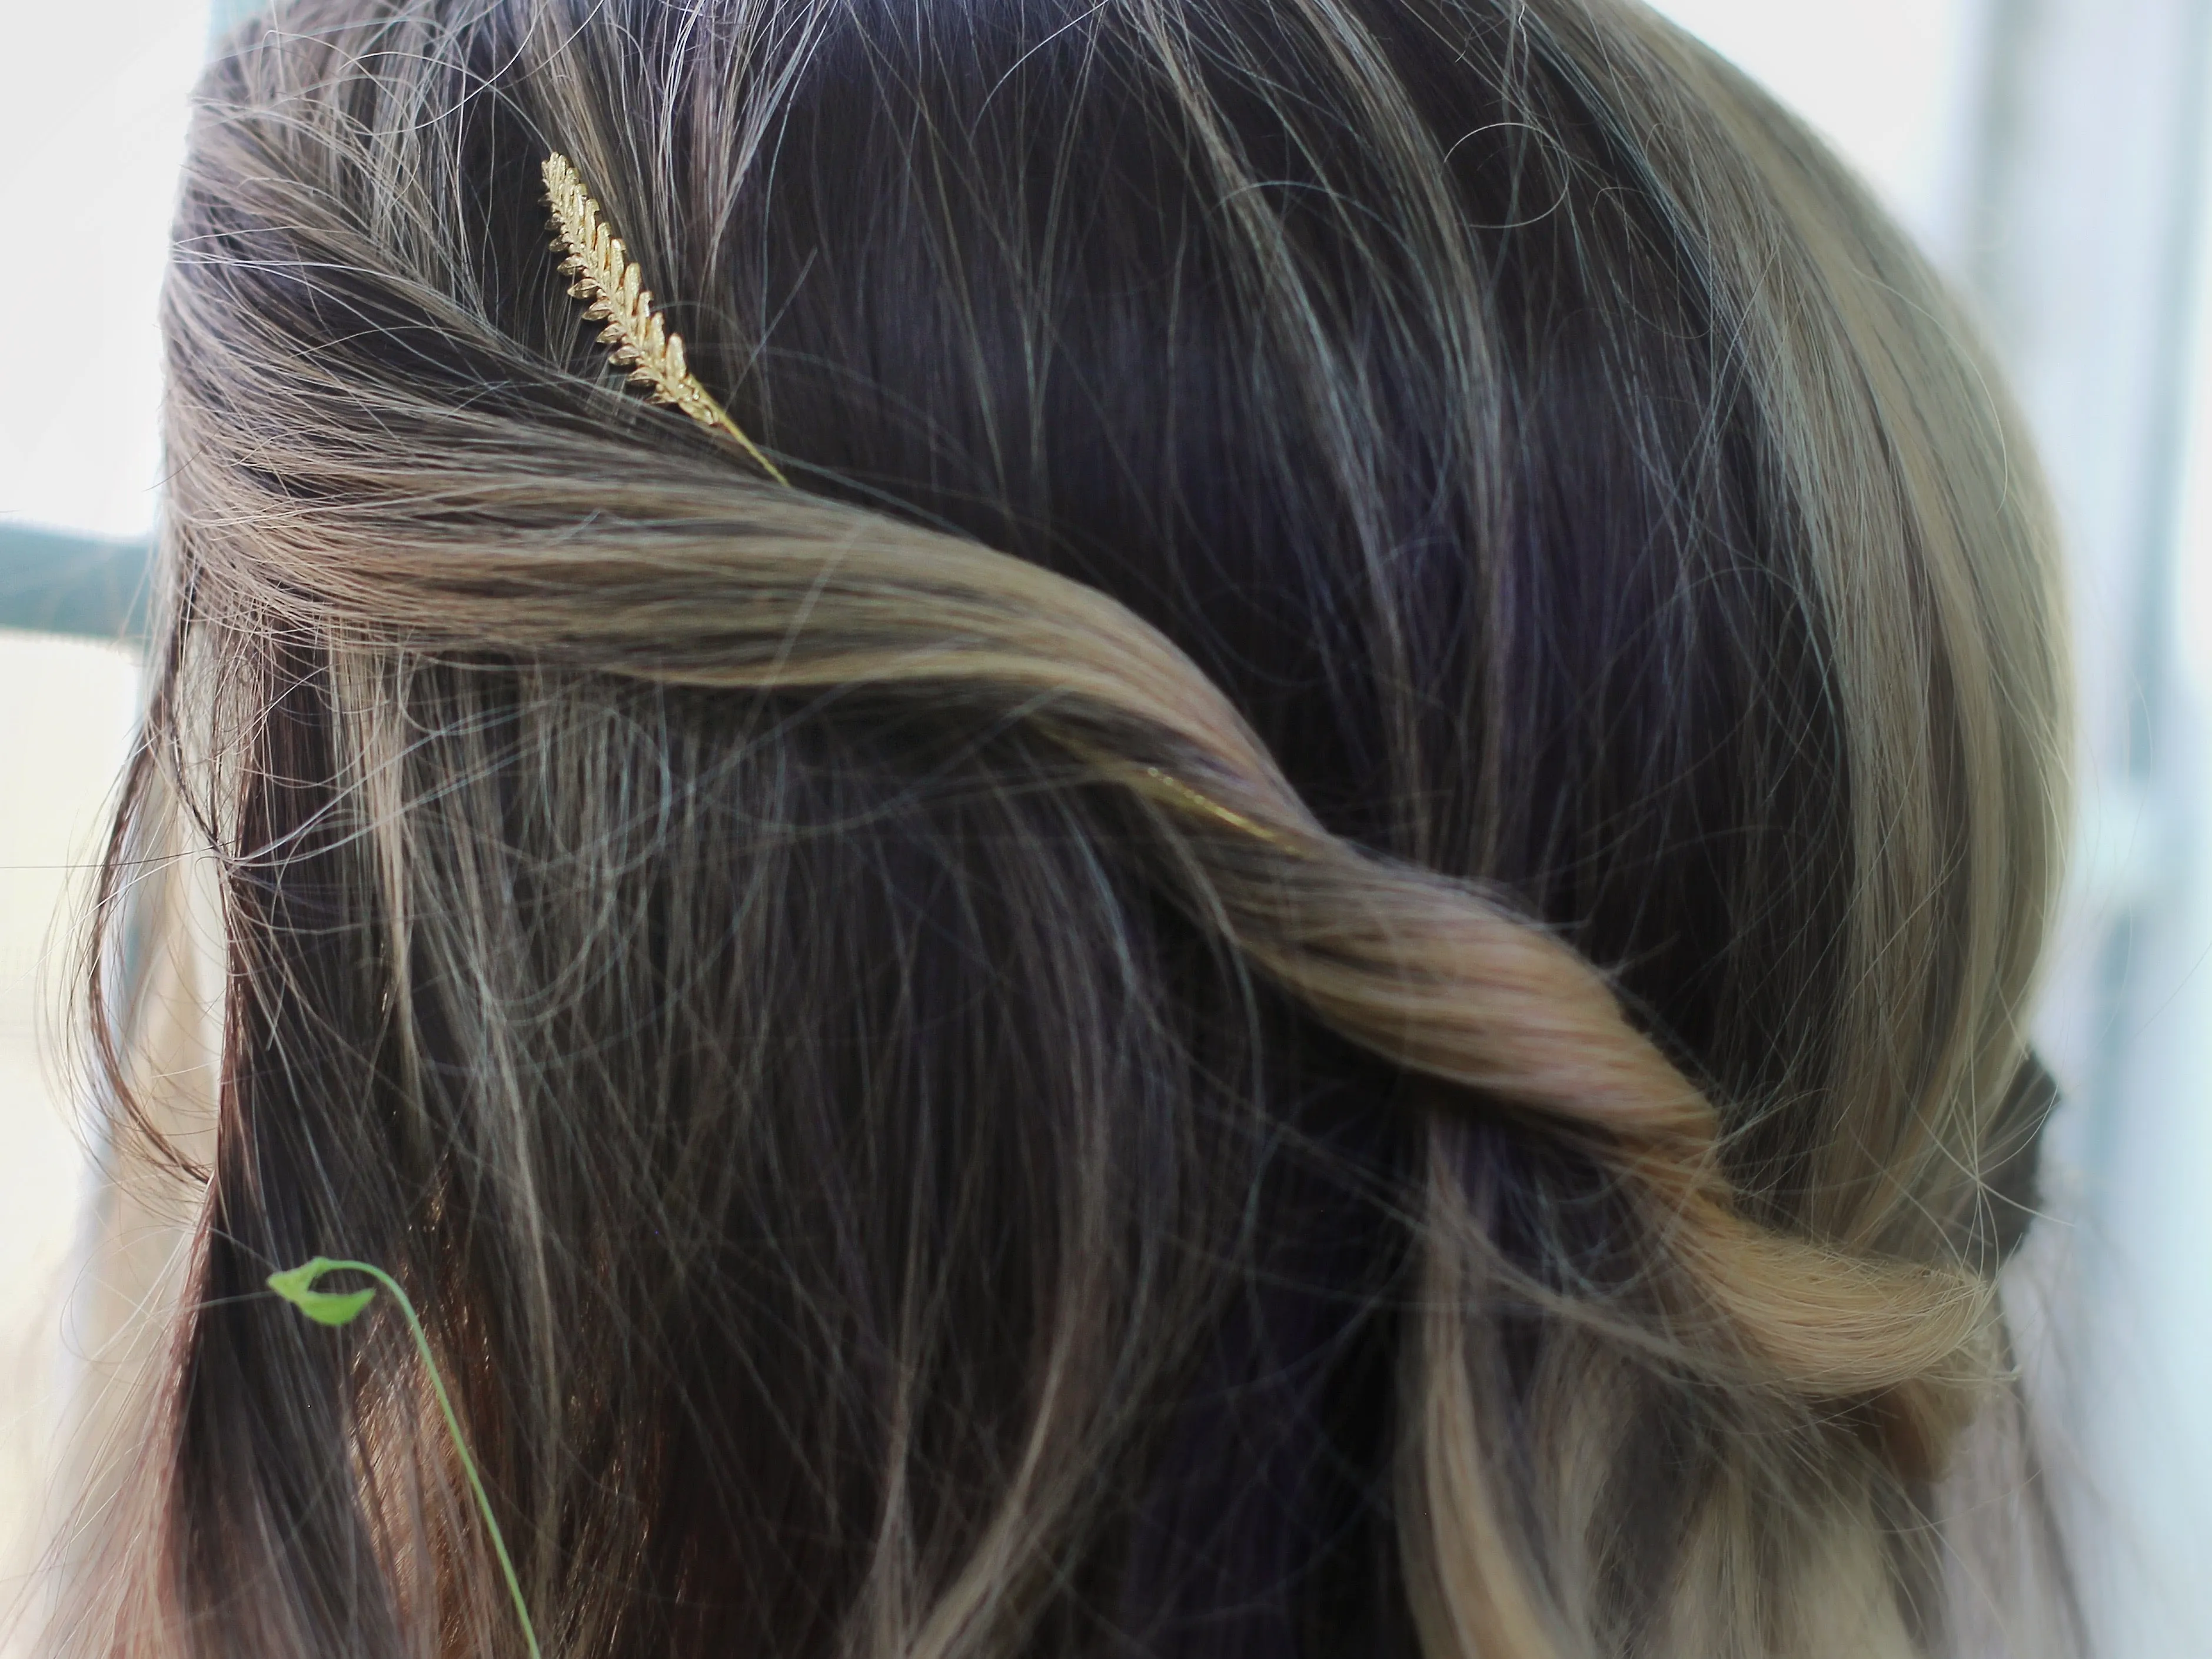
[72,0,2071,1654]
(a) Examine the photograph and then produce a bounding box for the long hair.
[69,0,2072,1654]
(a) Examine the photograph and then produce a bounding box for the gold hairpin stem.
[1139,766,1287,846]
[1055,733,1290,849]
[541,151,789,486]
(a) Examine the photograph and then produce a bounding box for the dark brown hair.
[70,1,2071,1654]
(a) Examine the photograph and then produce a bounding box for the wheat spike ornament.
[543,152,789,485]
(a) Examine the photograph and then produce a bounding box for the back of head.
[79,1,2071,1655]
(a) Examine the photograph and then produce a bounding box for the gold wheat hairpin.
[542,151,789,486]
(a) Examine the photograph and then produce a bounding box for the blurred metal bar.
[0,526,149,643]
[208,0,264,38]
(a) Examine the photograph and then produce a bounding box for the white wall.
[1649,0,1988,264]
[0,637,139,1656]
[0,0,207,540]
[0,0,204,1647]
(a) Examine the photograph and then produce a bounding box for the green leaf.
[267,1257,377,1326]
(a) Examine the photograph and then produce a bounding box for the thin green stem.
[292,1260,543,1659]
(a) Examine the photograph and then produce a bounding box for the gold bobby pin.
[544,155,1276,855]
[1055,733,1289,849]
[542,151,790,486]
[1139,766,1287,846]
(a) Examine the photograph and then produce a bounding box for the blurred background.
[0,0,2206,1652]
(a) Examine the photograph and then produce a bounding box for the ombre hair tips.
[70,1,2073,1655]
